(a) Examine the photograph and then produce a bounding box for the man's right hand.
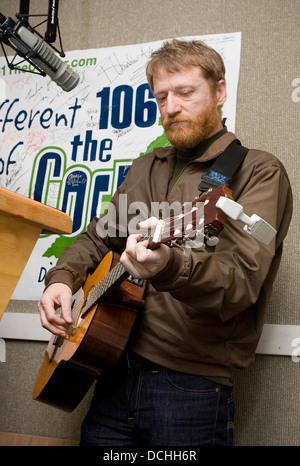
[38,283,73,339]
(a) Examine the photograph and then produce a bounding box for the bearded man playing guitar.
[37,39,292,446]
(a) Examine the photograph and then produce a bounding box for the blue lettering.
[83,130,97,161]
[70,130,113,162]
[135,84,157,127]
[0,98,81,131]
[68,98,82,129]
[15,110,27,130]
[7,142,21,174]
[55,112,67,127]
[0,98,18,132]
[40,108,53,129]
[96,84,158,130]
[88,173,110,222]
[97,87,110,130]
[71,134,83,161]
[0,141,21,175]
[111,85,133,129]
[30,147,66,204]
[99,139,112,162]
[116,163,131,188]
[30,152,133,236]
[28,109,40,128]
[38,267,47,282]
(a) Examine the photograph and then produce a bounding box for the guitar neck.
[81,261,129,317]
[80,187,233,319]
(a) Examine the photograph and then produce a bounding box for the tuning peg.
[205,235,219,247]
[169,239,185,250]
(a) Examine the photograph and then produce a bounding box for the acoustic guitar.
[32,186,232,411]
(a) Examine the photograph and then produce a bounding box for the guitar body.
[33,186,234,412]
[32,251,146,412]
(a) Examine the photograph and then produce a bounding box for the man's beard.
[162,101,220,152]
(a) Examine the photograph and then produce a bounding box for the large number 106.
[96,83,157,129]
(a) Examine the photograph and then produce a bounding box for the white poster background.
[0,32,242,300]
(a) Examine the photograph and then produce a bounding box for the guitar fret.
[81,261,127,316]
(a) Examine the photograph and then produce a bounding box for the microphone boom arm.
[0,1,80,91]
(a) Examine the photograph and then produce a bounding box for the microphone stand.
[0,0,66,75]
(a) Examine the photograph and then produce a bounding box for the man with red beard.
[38,40,292,446]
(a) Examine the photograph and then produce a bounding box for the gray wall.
[0,0,299,445]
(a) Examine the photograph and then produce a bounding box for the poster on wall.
[0,32,241,300]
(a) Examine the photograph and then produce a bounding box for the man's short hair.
[146,39,226,92]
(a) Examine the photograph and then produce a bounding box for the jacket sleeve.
[45,192,129,293]
[45,217,109,293]
[150,156,293,321]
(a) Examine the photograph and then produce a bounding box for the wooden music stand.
[0,187,72,320]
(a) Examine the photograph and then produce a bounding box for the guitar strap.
[198,139,249,193]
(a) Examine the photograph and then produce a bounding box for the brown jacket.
[45,132,293,377]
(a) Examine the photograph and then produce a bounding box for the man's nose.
[165,94,181,116]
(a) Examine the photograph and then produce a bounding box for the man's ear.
[216,79,227,107]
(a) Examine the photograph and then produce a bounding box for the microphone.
[0,15,80,92]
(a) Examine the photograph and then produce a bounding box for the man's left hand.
[120,217,171,279]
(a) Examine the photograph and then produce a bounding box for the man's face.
[153,65,226,151]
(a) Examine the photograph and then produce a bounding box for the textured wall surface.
[0,0,299,446]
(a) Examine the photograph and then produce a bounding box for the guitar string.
[158,205,204,238]
[65,200,209,330]
[71,208,203,317]
[66,261,127,329]
[156,193,222,238]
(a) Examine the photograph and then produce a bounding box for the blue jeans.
[80,351,235,446]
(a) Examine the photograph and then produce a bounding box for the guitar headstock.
[148,186,233,250]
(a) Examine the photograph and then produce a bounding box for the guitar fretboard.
[80,261,128,317]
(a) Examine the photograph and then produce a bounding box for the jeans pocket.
[164,368,220,394]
